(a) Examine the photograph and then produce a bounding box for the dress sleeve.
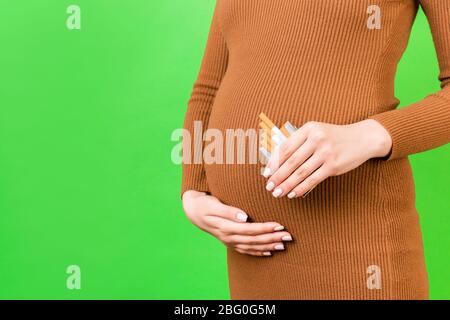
[370,0,450,160]
[181,2,229,197]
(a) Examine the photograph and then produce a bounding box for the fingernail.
[287,192,296,199]
[272,188,283,198]
[263,167,272,178]
[266,181,275,191]
[263,252,272,256]
[236,212,248,222]
[282,235,293,241]
[274,244,285,250]
[274,225,285,231]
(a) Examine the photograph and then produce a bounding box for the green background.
[0,1,448,299]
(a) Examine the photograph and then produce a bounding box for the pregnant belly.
[204,148,422,279]
[203,75,376,215]
[205,73,417,209]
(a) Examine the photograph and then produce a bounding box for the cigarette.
[259,147,271,161]
[272,127,286,144]
[259,113,276,129]
[259,113,287,145]
[284,121,298,134]
[271,134,282,146]
[261,130,274,145]
[258,114,298,163]
[280,124,290,137]
[259,130,273,150]
[259,121,271,132]
[261,137,273,152]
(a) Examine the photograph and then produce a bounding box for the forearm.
[366,0,450,160]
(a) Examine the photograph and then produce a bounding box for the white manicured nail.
[263,167,272,178]
[236,212,248,222]
[272,188,283,198]
[287,192,296,199]
[263,252,272,256]
[282,235,293,241]
[266,181,275,191]
[274,225,285,231]
[274,244,285,250]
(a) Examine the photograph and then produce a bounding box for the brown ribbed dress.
[182,0,450,300]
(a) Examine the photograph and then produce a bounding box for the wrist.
[182,190,207,202]
[357,119,392,159]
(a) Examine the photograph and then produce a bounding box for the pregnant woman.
[181,0,450,299]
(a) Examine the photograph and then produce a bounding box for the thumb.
[206,197,249,223]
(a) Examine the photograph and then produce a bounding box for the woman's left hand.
[263,119,392,198]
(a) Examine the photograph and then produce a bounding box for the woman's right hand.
[182,190,293,257]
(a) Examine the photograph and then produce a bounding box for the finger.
[263,125,309,178]
[265,140,316,194]
[219,219,286,236]
[204,198,249,223]
[235,242,286,252]
[235,248,272,257]
[229,231,293,245]
[288,165,331,198]
[270,151,325,198]
[203,216,286,237]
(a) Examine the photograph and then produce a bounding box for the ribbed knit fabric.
[182,0,450,300]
